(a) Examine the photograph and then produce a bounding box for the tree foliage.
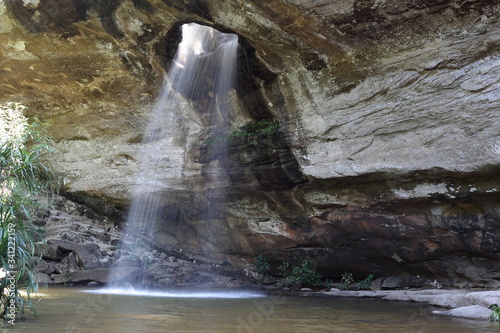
[0,103,57,321]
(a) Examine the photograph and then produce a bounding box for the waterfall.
[109,23,239,287]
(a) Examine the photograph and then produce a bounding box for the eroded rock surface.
[1,0,499,283]
[35,196,258,287]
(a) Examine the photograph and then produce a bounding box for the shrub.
[0,103,57,321]
[489,305,500,322]
[357,274,374,290]
[340,272,354,290]
[279,259,323,288]
[253,255,270,275]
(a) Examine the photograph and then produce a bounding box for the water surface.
[5,286,499,333]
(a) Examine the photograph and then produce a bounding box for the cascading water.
[107,23,240,292]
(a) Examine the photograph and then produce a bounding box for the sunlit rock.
[1,0,499,283]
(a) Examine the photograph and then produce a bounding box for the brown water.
[3,286,499,333]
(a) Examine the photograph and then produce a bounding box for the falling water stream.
[107,23,239,289]
[124,23,238,243]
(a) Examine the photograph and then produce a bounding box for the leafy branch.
[0,103,58,320]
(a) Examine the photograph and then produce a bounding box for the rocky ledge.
[35,196,258,288]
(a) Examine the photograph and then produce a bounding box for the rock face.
[1,0,499,283]
[35,196,257,287]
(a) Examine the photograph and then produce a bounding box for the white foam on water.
[84,287,265,299]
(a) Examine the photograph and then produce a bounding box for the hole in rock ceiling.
[154,22,278,105]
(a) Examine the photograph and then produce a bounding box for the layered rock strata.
[0,0,499,283]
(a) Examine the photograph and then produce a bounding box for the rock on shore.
[317,289,500,320]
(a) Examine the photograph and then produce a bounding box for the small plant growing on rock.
[357,274,374,290]
[489,304,500,322]
[206,119,280,147]
[324,278,336,289]
[130,237,149,252]
[64,270,72,283]
[253,255,270,275]
[340,272,354,290]
[279,259,323,288]
[277,261,290,277]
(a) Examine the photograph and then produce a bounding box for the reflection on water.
[84,286,266,299]
[4,286,499,333]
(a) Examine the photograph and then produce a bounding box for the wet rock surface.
[36,196,258,287]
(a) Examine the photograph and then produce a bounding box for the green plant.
[279,259,323,288]
[277,261,290,277]
[0,103,57,321]
[340,272,354,290]
[64,270,72,282]
[207,119,280,146]
[134,238,148,250]
[357,274,374,290]
[324,278,335,288]
[235,119,279,141]
[489,305,500,322]
[141,254,151,268]
[253,255,270,275]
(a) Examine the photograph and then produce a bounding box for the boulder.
[381,277,406,290]
[369,278,384,291]
[404,276,433,288]
[64,252,80,272]
[35,273,53,285]
[46,239,103,270]
[432,305,492,320]
[42,243,63,261]
[45,262,57,275]
[35,260,49,273]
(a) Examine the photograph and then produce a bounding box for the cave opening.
[151,22,309,193]
[154,22,278,121]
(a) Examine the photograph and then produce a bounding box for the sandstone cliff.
[0,0,499,283]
